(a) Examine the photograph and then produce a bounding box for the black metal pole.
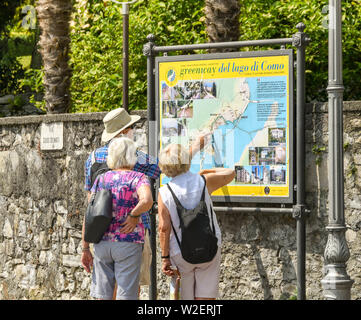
[292,23,309,300]
[144,34,157,300]
[122,4,129,111]
[213,207,294,214]
[321,0,353,299]
[153,38,294,53]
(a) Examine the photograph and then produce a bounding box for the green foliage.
[3,0,361,113]
[70,0,206,112]
[0,53,25,96]
[0,0,36,96]
[239,0,361,102]
[347,161,357,177]
[19,68,45,111]
[312,144,326,166]
[0,1,22,36]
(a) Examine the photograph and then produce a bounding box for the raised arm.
[158,193,176,277]
[189,132,211,159]
[199,168,236,195]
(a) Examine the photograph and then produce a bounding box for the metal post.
[292,22,310,300]
[321,0,354,299]
[143,34,157,300]
[122,3,129,111]
[111,0,139,111]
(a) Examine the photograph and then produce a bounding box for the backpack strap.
[166,183,185,210]
[170,218,181,250]
[167,175,207,208]
[208,201,216,235]
[166,175,214,249]
[200,175,216,235]
[91,150,96,165]
[166,183,184,250]
[200,175,207,201]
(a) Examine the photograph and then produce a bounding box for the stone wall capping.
[0,110,147,126]
[305,100,361,113]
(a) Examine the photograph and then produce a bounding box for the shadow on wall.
[217,210,328,300]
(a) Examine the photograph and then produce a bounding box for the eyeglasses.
[124,124,135,131]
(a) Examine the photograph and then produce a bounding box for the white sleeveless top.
[158,171,221,257]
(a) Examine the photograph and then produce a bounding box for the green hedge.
[70,0,206,113]
[70,0,361,112]
[238,0,361,102]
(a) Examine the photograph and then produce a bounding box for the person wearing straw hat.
[82,108,160,298]
[82,136,153,300]
[83,107,160,234]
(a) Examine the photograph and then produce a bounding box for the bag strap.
[91,150,96,165]
[167,175,213,248]
[200,175,216,235]
[208,201,216,235]
[170,219,181,249]
[166,183,184,210]
[199,175,206,201]
[166,175,207,208]
[166,183,184,249]
[94,172,107,194]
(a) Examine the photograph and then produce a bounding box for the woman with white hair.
[82,137,153,300]
[157,143,235,300]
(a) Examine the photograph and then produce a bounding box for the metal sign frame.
[144,23,310,300]
[155,49,294,204]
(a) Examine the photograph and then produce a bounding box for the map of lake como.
[157,53,293,202]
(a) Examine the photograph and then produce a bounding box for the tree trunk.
[204,0,240,52]
[36,0,72,113]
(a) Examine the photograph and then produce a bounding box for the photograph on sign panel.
[162,118,187,137]
[176,100,193,118]
[162,83,182,101]
[175,80,217,100]
[268,127,286,145]
[270,165,287,184]
[162,100,193,119]
[248,147,258,165]
[275,145,286,165]
[162,100,177,118]
[234,165,271,185]
[256,147,275,166]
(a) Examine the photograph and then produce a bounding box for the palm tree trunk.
[204,0,240,52]
[36,0,72,113]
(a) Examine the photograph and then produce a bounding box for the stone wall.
[0,103,360,300]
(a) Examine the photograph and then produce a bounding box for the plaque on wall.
[40,122,64,150]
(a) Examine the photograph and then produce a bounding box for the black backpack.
[90,151,110,188]
[167,175,218,264]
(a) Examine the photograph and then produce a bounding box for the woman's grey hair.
[158,144,191,178]
[107,137,137,170]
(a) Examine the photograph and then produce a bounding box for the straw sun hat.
[101,108,141,143]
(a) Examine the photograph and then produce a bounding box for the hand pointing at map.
[189,131,212,158]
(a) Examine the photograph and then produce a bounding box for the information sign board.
[156,50,294,203]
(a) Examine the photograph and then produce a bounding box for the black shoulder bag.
[84,174,113,243]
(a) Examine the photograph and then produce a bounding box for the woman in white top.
[158,143,235,300]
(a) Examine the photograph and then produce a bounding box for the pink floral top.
[91,170,150,243]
